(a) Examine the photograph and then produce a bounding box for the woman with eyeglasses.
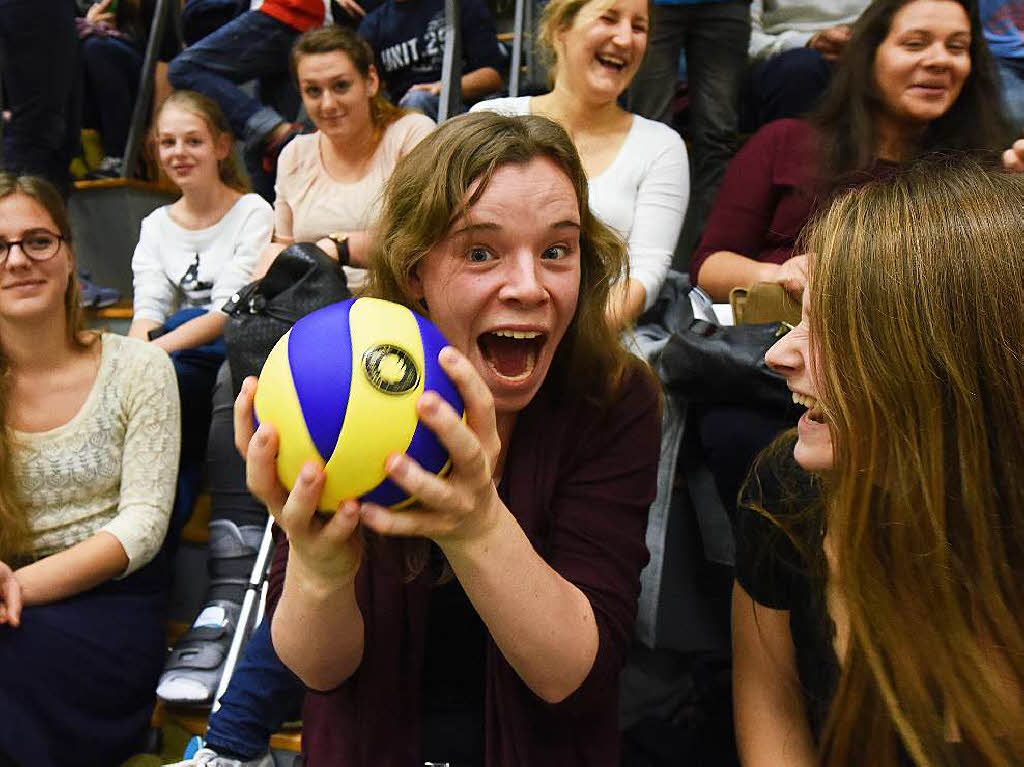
[0,174,181,765]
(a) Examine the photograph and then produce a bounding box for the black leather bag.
[658,318,792,410]
[222,242,352,397]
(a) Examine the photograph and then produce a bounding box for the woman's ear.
[215,131,233,161]
[408,263,425,302]
[367,65,380,99]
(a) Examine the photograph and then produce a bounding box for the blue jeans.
[80,35,144,158]
[0,0,80,194]
[398,88,442,122]
[167,10,299,150]
[626,1,751,271]
[741,47,832,132]
[204,619,304,759]
[997,57,1024,130]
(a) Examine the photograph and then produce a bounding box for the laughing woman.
[0,176,180,765]
[472,0,688,329]
[733,157,1024,766]
[236,112,661,766]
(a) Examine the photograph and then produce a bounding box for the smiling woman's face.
[555,0,649,102]
[872,0,972,126]
[765,289,835,472]
[0,193,72,326]
[409,157,582,417]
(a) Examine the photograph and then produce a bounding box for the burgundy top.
[268,367,661,766]
[691,119,820,282]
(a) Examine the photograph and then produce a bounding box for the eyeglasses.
[0,229,65,265]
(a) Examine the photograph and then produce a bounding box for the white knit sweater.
[10,334,181,575]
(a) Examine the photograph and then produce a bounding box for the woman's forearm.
[15,532,129,606]
[606,278,648,330]
[152,311,227,354]
[697,251,781,303]
[732,583,817,766]
[127,317,161,342]
[442,507,599,703]
[462,67,503,101]
[271,564,364,691]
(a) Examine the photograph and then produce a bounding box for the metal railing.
[122,0,182,179]
[437,0,464,122]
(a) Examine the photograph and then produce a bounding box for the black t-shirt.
[358,0,503,102]
[733,445,839,738]
[420,544,487,764]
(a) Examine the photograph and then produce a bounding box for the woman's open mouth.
[478,330,545,382]
[595,53,627,72]
[792,391,826,423]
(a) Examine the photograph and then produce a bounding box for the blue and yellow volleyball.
[254,297,464,511]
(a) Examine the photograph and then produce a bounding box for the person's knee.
[167,52,199,90]
[768,47,830,91]
[398,88,439,118]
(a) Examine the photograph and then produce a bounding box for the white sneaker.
[167,747,276,767]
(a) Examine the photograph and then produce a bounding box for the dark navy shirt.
[358,0,503,102]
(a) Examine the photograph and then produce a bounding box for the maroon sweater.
[691,119,819,282]
[691,119,907,282]
[268,368,661,766]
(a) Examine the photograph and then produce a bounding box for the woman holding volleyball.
[235,112,661,765]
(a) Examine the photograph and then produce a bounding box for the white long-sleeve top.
[11,335,181,575]
[131,193,274,324]
[470,96,688,311]
[749,0,869,61]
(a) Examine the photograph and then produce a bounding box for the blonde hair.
[0,175,96,561]
[155,90,250,193]
[537,0,651,85]
[805,155,1024,765]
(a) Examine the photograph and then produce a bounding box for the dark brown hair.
[290,25,406,131]
[812,0,1013,194]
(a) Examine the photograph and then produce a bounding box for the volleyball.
[254,297,464,511]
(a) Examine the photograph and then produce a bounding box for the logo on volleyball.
[363,344,420,394]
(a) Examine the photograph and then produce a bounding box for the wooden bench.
[151,700,303,753]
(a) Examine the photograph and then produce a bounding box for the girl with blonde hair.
[734,155,1024,766]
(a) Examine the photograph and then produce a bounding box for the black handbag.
[222,242,352,397]
[657,318,793,410]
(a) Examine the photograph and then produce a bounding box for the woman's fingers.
[359,502,440,539]
[436,346,501,462]
[0,570,21,627]
[384,452,462,512]
[233,377,258,458]
[416,391,491,482]
[245,422,289,513]
[1003,139,1024,173]
[278,459,327,532]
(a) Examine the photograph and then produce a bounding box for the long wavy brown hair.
[364,112,645,578]
[812,0,1013,196]
[0,175,96,562]
[806,156,1024,765]
[365,111,637,409]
